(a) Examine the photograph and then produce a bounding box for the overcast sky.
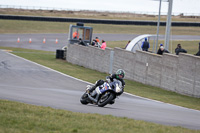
[1,0,199,15]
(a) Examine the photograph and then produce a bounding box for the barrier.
[1,14,200,27]
[67,44,112,73]
[56,49,65,59]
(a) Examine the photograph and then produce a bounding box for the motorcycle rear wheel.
[80,92,89,105]
[97,92,115,107]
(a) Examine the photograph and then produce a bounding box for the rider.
[87,69,125,95]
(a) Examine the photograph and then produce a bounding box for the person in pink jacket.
[101,40,106,50]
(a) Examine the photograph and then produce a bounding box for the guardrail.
[0,14,200,27]
[1,5,200,16]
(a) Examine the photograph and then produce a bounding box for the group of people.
[91,37,107,50]
[139,38,200,56]
[151,43,187,55]
[79,34,200,55]
[140,38,170,55]
[78,37,107,50]
[72,30,107,50]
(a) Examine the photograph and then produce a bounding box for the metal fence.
[0,5,200,16]
[1,14,199,27]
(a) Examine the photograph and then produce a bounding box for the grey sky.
[0,0,199,15]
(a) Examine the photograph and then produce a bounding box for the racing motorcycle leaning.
[80,79,123,107]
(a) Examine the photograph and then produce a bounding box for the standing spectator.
[73,31,79,39]
[194,42,200,56]
[157,45,169,55]
[125,40,131,49]
[101,40,107,50]
[175,44,187,55]
[141,38,150,51]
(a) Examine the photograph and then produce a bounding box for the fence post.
[109,51,114,74]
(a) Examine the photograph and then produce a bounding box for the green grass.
[1,100,199,133]
[125,80,200,110]
[0,20,73,33]
[1,46,199,111]
[0,19,200,35]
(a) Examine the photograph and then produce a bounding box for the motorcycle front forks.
[88,90,100,103]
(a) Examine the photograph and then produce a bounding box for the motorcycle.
[80,80,123,107]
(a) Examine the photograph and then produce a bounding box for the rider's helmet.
[116,69,125,79]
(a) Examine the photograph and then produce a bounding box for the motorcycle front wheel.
[80,92,89,105]
[97,92,115,107]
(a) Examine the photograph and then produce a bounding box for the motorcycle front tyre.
[80,92,89,105]
[97,92,115,107]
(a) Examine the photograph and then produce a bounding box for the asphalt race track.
[0,33,200,51]
[0,50,200,130]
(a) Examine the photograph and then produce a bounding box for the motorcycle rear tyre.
[98,92,115,107]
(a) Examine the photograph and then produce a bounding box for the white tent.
[126,34,156,53]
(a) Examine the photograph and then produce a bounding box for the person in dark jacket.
[141,38,150,51]
[195,42,200,56]
[175,44,187,55]
[79,38,87,46]
[157,46,169,55]
[87,69,125,95]
[87,69,125,105]
[91,39,96,46]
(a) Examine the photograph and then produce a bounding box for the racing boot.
[86,85,96,93]
[109,99,115,104]
[87,80,104,93]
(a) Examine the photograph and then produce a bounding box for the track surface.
[0,33,200,51]
[0,50,200,130]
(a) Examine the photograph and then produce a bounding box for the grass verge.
[1,8,200,22]
[0,19,200,35]
[1,100,199,133]
[0,46,199,111]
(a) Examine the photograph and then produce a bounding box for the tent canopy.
[126,34,156,53]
